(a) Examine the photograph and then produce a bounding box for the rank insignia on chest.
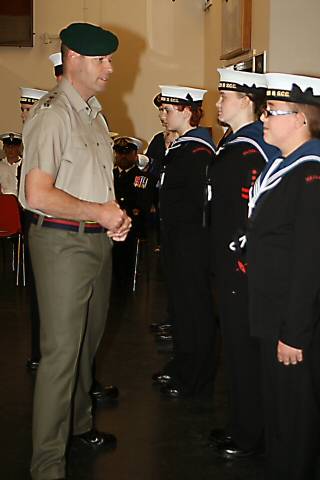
[305,174,320,183]
[134,175,148,189]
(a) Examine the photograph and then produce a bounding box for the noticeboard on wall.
[0,0,33,47]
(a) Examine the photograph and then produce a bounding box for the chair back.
[0,194,22,236]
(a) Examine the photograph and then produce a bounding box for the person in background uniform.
[146,94,178,338]
[146,94,179,179]
[48,52,63,81]
[0,133,22,195]
[152,85,217,398]
[20,87,48,124]
[19,22,131,480]
[49,50,119,403]
[19,88,47,371]
[113,136,155,289]
[14,88,47,370]
[209,69,280,459]
[247,73,320,480]
[146,94,179,247]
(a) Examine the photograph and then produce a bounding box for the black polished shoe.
[156,324,173,334]
[208,428,232,447]
[214,438,262,459]
[74,429,117,450]
[156,333,173,343]
[26,358,40,370]
[152,371,172,385]
[160,383,185,399]
[90,383,119,402]
[150,322,172,333]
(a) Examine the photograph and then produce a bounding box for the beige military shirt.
[19,78,115,215]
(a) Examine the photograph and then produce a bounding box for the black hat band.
[219,81,266,94]
[20,97,37,105]
[159,95,202,107]
[54,65,63,77]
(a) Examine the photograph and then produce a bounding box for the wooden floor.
[0,234,264,480]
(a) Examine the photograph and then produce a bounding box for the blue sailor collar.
[166,127,216,156]
[248,139,320,217]
[217,121,280,163]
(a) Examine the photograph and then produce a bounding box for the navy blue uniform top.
[159,127,215,228]
[210,121,279,279]
[247,139,320,348]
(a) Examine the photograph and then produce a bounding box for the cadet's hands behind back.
[277,340,303,366]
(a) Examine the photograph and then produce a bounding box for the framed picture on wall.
[225,51,267,73]
[253,51,267,73]
[0,0,33,47]
[220,0,252,60]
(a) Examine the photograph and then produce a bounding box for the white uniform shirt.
[0,157,22,196]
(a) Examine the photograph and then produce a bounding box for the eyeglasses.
[262,109,298,118]
[158,107,179,115]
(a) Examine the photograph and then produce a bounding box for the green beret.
[60,22,119,56]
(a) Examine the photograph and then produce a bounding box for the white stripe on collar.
[248,154,320,217]
[166,136,216,156]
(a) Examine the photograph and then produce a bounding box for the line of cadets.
[1,56,320,480]
[146,72,320,480]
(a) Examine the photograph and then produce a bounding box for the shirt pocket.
[64,134,91,162]
[55,135,91,195]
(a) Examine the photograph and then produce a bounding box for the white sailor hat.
[266,73,320,106]
[218,69,267,93]
[113,136,143,152]
[0,132,22,145]
[49,52,63,77]
[20,87,48,105]
[158,85,207,106]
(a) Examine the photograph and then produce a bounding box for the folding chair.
[0,194,25,286]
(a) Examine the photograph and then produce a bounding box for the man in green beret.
[19,22,131,480]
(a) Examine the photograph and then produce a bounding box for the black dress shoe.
[150,322,172,332]
[74,429,117,450]
[214,438,262,458]
[90,383,119,402]
[155,333,173,343]
[152,371,172,385]
[160,383,185,399]
[26,358,40,370]
[208,428,232,447]
[156,324,173,334]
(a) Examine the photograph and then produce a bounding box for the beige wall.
[203,0,222,143]
[0,0,205,147]
[251,0,270,57]
[203,0,271,144]
[269,0,320,74]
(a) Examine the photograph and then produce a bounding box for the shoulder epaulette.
[39,91,59,109]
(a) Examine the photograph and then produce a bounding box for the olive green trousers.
[28,223,112,480]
